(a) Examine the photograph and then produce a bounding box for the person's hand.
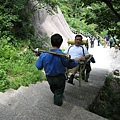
[74,58,80,61]
[80,57,85,61]
[74,57,85,64]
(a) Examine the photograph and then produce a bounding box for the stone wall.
[31,1,75,49]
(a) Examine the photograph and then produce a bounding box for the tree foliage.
[55,0,120,38]
[82,0,120,37]
[0,0,35,47]
[0,0,45,92]
[56,0,97,35]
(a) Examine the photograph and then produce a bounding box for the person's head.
[75,34,83,46]
[51,33,63,48]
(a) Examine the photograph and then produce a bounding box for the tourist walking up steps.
[97,35,101,46]
[90,35,95,48]
[104,35,109,48]
[36,33,82,106]
[109,36,114,48]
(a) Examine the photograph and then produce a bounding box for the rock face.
[31,1,75,49]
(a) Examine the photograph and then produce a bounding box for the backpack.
[110,37,114,42]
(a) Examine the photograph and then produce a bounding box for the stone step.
[0,81,108,120]
[0,76,104,110]
[0,88,18,105]
[17,86,29,92]
[0,94,75,120]
[0,92,3,96]
[68,106,108,120]
[0,73,108,120]
[0,98,108,120]
[34,81,96,109]
[65,81,96,109]
[64,68,108,109]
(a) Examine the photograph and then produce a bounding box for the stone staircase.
[0,68,108,120]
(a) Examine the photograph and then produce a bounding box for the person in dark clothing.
[90,35,95,48]
[36,33,82,106]
[85,56,95,82]
[104,35,109,48]
[97,35,101,46]
[109,37,114,48]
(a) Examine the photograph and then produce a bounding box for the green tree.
[56,0,120,38]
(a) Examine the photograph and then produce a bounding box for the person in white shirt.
[64,34,90,85]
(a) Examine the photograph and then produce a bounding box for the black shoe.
[67,74,75,85]
[85,76,88,82]
[82,76,85,80]
[68,80,75,85]
[85,79,88,82]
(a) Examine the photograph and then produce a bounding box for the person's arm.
[60,56,80,69]
[91,57,95,63]
[36,54,43,70]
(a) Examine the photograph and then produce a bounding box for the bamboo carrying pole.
[78,54,93,87]
[33,49,71,60]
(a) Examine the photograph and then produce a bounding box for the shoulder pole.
[33,49,71,60]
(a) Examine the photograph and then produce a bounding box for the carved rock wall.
[31,2,75,49]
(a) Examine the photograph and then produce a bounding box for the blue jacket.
[36,48,79,76]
